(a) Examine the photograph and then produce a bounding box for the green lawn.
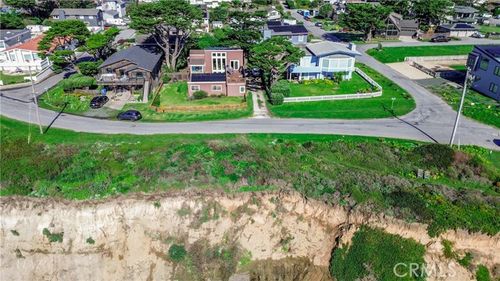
[430,85,499,128]
[288,72,374,97]
[479,25,500,34]
[38,86,92,115]
[1,116,498,237]
[367,45,475,63]
[269,63,415,119]
[0,71,26,85]
[450,64,466,71]
[159,82,244,106]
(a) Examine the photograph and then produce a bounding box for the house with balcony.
[50,8,103,32]
[97,45,163,102]
[288,41,360,80]
[467,45,500,101]
[445,6,479,24]
[187,48,246,97]
[0,35,51,73]
[263,21,308,45]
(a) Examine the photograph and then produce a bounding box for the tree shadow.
[44,102,68,134]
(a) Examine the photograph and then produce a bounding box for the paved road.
[1,15,499,149]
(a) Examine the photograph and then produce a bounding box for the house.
[50,9,103,32]
[189,0,251,8]
[267,6,281,21]
[467,45,500,101]
[97,45,163,102]
[436,23,477,37]
[381,12,419,38]
[187,48,246,97]
[263,21,308,45]
[447,6,479,24]
[289,41,360,81]
[0,29,32,52]
[212,21,224,29]
[97,0,127,26]
[0,35,51,73]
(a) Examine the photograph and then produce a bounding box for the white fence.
[283,67,382,103]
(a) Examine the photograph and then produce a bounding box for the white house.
[0,35,51,73]
[97,0,127,26]
[267,6,281,21]
[289,41,360,80]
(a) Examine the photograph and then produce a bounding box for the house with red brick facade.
[187,48,246,97]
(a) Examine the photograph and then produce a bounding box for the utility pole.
[28,66,43,134]
[449,57,477,146]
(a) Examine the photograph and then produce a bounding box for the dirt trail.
[1,190,498,281]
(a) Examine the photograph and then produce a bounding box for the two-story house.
[288,41,360,81]
[381,12,419,39]
[97,45,163,102]
[187,48,246,97]
[467,45,500,101]
[97,0,127,26]
[50,9,103,32]
[448,6,479,24]
[263,21,308,45]
[0,35,51,73]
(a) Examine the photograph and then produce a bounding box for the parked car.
[315,22,322,27]
[471,32,486,38]
[430,35,451,42]
[90,95,109,109]
[63,71,77,79]
[117,110,142,121]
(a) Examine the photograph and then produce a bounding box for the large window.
[230,60,239,70]
[489,83,498,93]
[191,65,204,73]
[211,52,226,73]
[479,58,489,70]
[191,85,200,91]
[9,52,16,61]
[23,52,32,62]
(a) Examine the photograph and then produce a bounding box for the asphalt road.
[1,16,499,150]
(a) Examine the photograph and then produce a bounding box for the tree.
[129,0,202,70]
[340,4,391,41]
[379,0,411,16]
[4,0,37,16]
[249,36,304,91]
[84,27,120,59]
[211,5,229,22]
[318,4,333,19]
[77,60,102,76]
[413,0,453,30]
[58,0,94,8]
[0,12,26,29]
[4,0,56,18]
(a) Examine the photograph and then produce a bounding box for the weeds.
[42,228,63,243]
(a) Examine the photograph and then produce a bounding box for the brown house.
[187,48,246,97]
[97,45,163,102]
[381,13,419,38]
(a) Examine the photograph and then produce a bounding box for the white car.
[471,32,486,38]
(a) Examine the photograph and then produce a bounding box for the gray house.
[381,13,419,38]
[467,45,500,101]
[0,29,32,51]
[263,21,308,45]
[50,9,103,31]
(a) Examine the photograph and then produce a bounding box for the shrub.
[270,91,284,105]
[476,265,491,281]
[193,90,208,100]
[59,74,97,92]
[162,73,170,83]
[413,144,455,170]
[77,61,101,76]
[271,80,291,97]
[168,244,187,262]
[86,237,95,244]
[458,252,473,267]
[441,239,456,259]
[42,228,63,243]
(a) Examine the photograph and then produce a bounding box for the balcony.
[97,73,145,85]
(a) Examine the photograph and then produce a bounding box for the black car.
[63,71,77,79]
[117,110,142,121]
[430,36,451,42]
[90,95,109,109]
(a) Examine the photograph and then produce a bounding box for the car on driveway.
[117,110,142,121]
[430,36,451,42]
[471,32,485,38]
[90,95,109,109]
[304,16,311,21]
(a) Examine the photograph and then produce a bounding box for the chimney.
[349,43,356,52]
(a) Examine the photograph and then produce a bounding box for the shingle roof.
[454,6,478,14]
[191,73,226,82]
[0,29,30,41]
[475,45,500,63]
[100,45,163,72]
[440,23,477,31]
[267,25,308,35]
[305,41,360,57]
[50,8,100,16]
[5,35,44,52]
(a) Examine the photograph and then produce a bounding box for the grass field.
[159,82,244,106]
[1,117,498,236]
[0,71,26,85]
[479,25,500,34]
[38,86,92,115]
[367,45,475,63]
[289,72,374,97]
[430,85,499,128]
[331,226,426,281]
[269,63,415,119]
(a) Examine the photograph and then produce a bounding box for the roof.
[100,45,163,72]
[439,23,477,31]
[454,6,478,14]
[474,45,500,63]
[0,29,30,41]
[5,35,44,52]
[50,8,100,16]
[267,24,308,35]
[191,73,226,82]
[388,13,418,30]
[305,41,360,57]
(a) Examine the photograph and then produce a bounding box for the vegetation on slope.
[1,117,499,237]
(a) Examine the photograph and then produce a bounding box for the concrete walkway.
[252,91,270,119]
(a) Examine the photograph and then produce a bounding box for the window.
[489,83,498,93]
[33,53,39,60]
[23,52,32,62]
[212,85,222,91]
[297,35,304,42]
[9,52,16,61]
[230,60,239,70]
[0,41,5,49]
[239,86,245,93]
[191,65,203,73]
[191,85,200,91]
[494,66,500,77]
[79,16,85,19]
[211,52,226,73]
[136,72,143,78]
[479,58,489,70]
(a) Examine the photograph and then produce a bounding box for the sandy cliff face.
[0,190,498,281]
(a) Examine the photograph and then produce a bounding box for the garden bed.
[288,72,374,97]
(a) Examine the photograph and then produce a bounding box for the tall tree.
[83,27,120,59]
[340,4,391,41]
[210,5,229,22]
[318,4,333,19]
[4,0,56,19]
[58,0,95,8]
[129,0,202,70]
[413,0,453,30]
[0,12,26,29]
[379,0,412,16]
[249,36,304,91]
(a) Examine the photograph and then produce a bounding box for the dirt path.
[251,91,270,119]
